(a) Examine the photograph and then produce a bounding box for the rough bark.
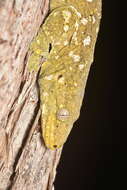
[0,0,101,190]
[0,1,62,190]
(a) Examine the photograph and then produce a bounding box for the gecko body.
[28,0,101,149]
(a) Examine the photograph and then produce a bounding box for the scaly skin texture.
[28,0,101,150]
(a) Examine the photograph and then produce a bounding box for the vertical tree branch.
[0,0,102,189]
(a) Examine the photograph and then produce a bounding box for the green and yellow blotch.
[28,0,101,150]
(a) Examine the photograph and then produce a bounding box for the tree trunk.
[0,0,101,189]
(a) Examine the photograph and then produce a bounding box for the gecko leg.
[28,30,50,72]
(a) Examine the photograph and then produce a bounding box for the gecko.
[28,0,101,150]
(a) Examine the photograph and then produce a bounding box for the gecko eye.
[48,43,52,53]
[57,108,70,121]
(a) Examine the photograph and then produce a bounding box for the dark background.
[55,1,122,190]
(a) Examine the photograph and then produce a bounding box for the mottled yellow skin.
[28,0,101,149]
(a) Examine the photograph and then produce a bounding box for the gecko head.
[42,107,76,150]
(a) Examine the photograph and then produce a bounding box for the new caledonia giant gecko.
[28,0,102,150]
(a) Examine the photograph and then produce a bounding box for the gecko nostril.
[53,145,57,148]
[58,74,63,79]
